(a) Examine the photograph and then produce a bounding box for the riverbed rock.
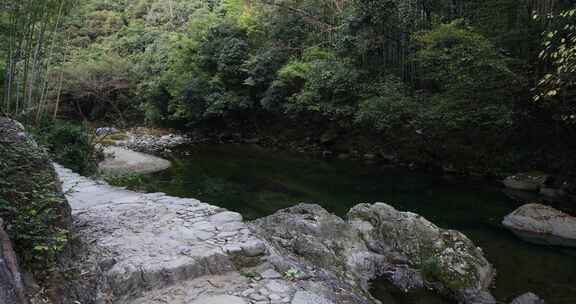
[503,173,548,192]
[510,292,545,304]
[119,130,190,155]
[253,203,496,304]
[349,203,496,303]
[502,203,576,247]
[98,146,171,175]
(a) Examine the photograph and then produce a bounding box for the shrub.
[86,10,125,40]
[355,76,420,132]
[35,121,103,175]
[0,119,71,273]
[412,21,521,134]
[285,59,361,118]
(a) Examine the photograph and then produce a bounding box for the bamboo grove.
[0,0,74,122]
[257,0,566,84]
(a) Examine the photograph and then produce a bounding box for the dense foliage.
[0,0,74,122]
[33,120,103,175]
[3,0,575,173]
[534,8,576,123]
[0,121,71,274]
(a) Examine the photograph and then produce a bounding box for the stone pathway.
[54,164,321,304]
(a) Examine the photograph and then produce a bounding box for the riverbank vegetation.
[2,0,576,174]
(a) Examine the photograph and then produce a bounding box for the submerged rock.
[503,203,576,247]
[503,173,548,192]
[253,203,496,304]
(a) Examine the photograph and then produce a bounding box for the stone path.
[55,164,323,304]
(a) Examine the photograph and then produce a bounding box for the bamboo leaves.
[0,0,73,122]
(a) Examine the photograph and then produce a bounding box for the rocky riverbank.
[0,119,550,304]
[55,165,545,304]
[55,165,375,304]
[253,203,496,304]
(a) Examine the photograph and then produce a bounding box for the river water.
[136,144,576,303]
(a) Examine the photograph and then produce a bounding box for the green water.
[142,144,576,304]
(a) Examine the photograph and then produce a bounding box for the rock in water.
[511,292,545,304]
[503,173,548,192]
[349,203,496,304]
[503,203,576,247]
[98,146,171,175]
[253,203,496,304]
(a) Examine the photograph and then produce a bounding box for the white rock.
[503,203,576,247]
[210,211,243,225]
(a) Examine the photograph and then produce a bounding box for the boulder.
[503,173,548,192]
[253,203,496,304]
[349,203,496,303]
[502,203,576,247]
[98,146,171,175]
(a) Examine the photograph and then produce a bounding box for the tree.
[1,0,73,122]
[534,8,576,123]
[412,21,521,134]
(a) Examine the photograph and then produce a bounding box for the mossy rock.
[348,203,495,294]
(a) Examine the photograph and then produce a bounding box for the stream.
[132,144,576,304]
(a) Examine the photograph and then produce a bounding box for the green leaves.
[412,21,519,133]
[533,8,576,122]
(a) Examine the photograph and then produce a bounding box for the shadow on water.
[141,144,576,304]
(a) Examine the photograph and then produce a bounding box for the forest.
[1,0,575,175]
[1,1,576,304]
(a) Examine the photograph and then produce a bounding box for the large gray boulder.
[98,146,171,175]
[252,204,380,303]
[503,203,576,247]
[253,203,496,304]
[349,203,495,303]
